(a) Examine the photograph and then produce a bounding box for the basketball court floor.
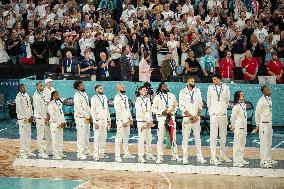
[0,119,284,189]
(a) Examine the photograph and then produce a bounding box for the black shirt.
[80,59,97,75]
[8,39,22,56]
[242,27,254,42]
[184,58,201,76]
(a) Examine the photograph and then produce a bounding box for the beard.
[162,89,169,93]
[189,84,195,88]
[120,90,126,94]
[80,89,85,92]
[98,92,104,95]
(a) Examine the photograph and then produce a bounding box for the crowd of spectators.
[0,0,283,83]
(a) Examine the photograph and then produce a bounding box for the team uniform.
[255,95,278,168]
[114,93,135,162]
[43,86,55,103]
[74,91,91,159]
[207,83,232,165]
[48,99,65,159]
[152,92,181,163]
[231,102,249,167]
[15,92,34,159]
[91,94,111,161]
[135,95,156,163]
[33,90,52,158]
[179,87,206,164]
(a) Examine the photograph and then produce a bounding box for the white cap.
[45,78,53,84]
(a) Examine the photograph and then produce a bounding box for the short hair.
[205,46,211,51]
[139,85,147,91]
[36,81,42,87]
[187,76,195,81]
[50,90,58,101]
[122,45,128,53]
[212,73,222,80]
[234,91,242,103]
[261,85,269,93]
[18,83,24,91]
[144,52,151,59]
[95,84,102,90]
[156,81,166,94]
[73,80,83,90]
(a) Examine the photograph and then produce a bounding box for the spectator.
[156,32,168,66]
[79,49,97,80]
[139,52,152,82]
[160,52,177,81]
[231,28,247,67]
[241,50,258,83]
[264,34,275,65]
[97,52,112,81]
[129,33,140,66]
[206,35,219,63]
[167,33,179,66]
[61,51,79,75]
[7,30,22,64]
[277,31,284,65]
[266,52,283,84]
[200,47,216,77]
[48,30,61,65]
[253,22,268,45]
[183,50,201,81]
[0,38,9,64]
[181,35,189,67]
[219,50,235,79]
[32,31,48,64]
[242,19,254,42]
[119,45,133,81]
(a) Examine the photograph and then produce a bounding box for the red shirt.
[241,58,258,80]
[219,58,234,78]
[266,60,283,83]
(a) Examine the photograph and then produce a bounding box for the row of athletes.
[15,74,277,168]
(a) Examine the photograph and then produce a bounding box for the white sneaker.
[210,157,221,165]
[38,152,49,159]
[77,154,87,160]
[59,153,66,158]
[115,156,122,163]
[268,159,278,165]
[171,155,182,161]
[19,154,28,159]
[260,161,272,168]
[219,155,232,163]
[93,155,100,161]
[233,162,244,168]
[123,154,136,159]
[84,149,92,156]
[197,157,207,164]
[183,157,188,165]
[241,159,250,165]
[146,153,156,160]
[28,152,37,157]
[99,154,109,159]
[138,157,146,163]
[156,156,163,164]
[53,155,62,160]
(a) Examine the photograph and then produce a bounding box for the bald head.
[116,84,126,94]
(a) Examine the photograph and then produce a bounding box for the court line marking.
[159,172,172,189]
[272,140,284,149]
[74,181,90,189]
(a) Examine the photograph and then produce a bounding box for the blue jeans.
[10,55,22,64]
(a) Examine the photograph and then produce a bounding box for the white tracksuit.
[114,93,132,157]
[48,100,65,157]
[74,91,91,155]
[33,91,52,153]
[231,102,247,163]
[255,95,273,162]
[15,92,33,156]
[43,86,55,103]
[91,94,111,157]
[135,96,153,158]
[207,83,230,158]
[152,92,178,157]
[179,87,204,159]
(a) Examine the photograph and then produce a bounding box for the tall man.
[135,86,156,163]
[48,91,66,160]
[15,84,35,159]
[73,80,92,160]
[152,82,182,164]
[43,78,55,103]
[91,85,111,161]
[33,81,51,158]
[179,77,207,165]
[255,85,278,168]
[114,84,135,162]
[207,74,232,165]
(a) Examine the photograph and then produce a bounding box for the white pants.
[233,53,244,67]
[75,117,90,155]
[259,122,273,162]
[115,120,130,157]
[233,127,247,162]
[18,120,31,156]
[137,122,153,158]
[157,54,166,66]
[50,123,63,156]
[157,118,178,157]
[182,120,203,158]
[210,115,228,158]
[36,118,52,153]
[93,119,108,156]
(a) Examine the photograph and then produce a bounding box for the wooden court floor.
[0,139,284,189]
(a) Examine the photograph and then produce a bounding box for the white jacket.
[230,102,247,129]
[48,100,65,124]
[91,94,111,124]
[114,93,132,124]
[207,83,230,115]
[152,92,178,121]
[179,87,203,121]
[15,92,33,120]
[43,86,55,103]
[255,95,272,126]
[74,91,91,119]
[135,96,152,123]
[33,91,48,119]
